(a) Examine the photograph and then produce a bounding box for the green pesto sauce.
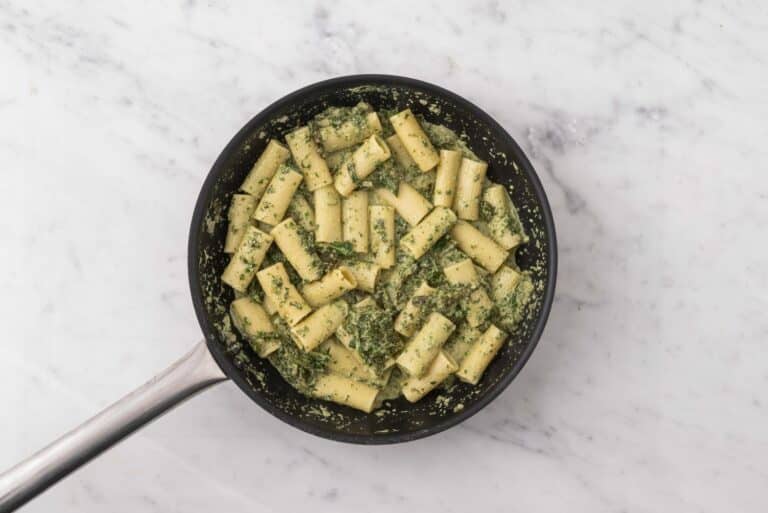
[480,196,527,241]
[493,273,535,332]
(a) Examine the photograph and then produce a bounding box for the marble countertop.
[2,1,766,511]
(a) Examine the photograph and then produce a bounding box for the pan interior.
[189,76,555,443]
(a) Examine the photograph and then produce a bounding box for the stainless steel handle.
[0,341,228,512]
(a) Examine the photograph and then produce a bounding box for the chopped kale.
[317,240,356,265]
[262,245,304,286]
[267,317,329,394]
[342,304,403,372]
[367,159,400,192]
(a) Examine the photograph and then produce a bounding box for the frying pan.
[0,75,557,512]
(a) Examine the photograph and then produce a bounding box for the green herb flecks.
[267,317,329,394]
[341,304,403,373]
[317,240,356,265]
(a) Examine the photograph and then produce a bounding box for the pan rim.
[187,74,558,444]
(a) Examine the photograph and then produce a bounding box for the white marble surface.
[1,0,767,511]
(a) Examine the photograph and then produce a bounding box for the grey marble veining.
[1,1,766,511]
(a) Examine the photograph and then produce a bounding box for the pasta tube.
[285,126,333,191]
[252,164,303,225]
[453,158,488,220]
[394,281,436,336]
[323,338,383,385]
[442,258,479,286]
[311,373,379,413]
[314,185,342,243]
[395,182,432,226]
[402,351,458,402]
[291,300,348,351]
[286,194,315,232]
[262,293,278,316]
[443,259,493,327]
[433,149,462,208]
[483,185,523,250]
[373,183,433,221]
[240,140,291,199]
[221,226,273,292]
[456,324,507,385]
[342,190,369,253]
[400,207,457,260]
[385,133,417,170]
[491,265,522,301]
[396,312,456,377]
[389,109,440,171]
[256,262,312,326]
[230,297,280,357]
[450,220,509,272]
[224,194,257,253]
[443,323,482,365]
[301,266,357,308]
[270,218,324,282]
[345,261,380,293]
[369,205,396,269]
[317,111,382,152]
[334,134,392,196]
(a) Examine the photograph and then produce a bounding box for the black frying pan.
[0,75,557,512]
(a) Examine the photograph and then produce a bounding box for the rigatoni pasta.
[342,190,369,253]
[221,225,273,292]
[224,194,257,253]
[230,297,280,357]
[396,312,456,377]
[345,261,380,293]
[389,109,440,171]
[252,164,303,225]
[315,103,382,152]
[372,184,431,226]
[323,338,378,384]
[313,185,342,243]
[222,102,537,413]
[369,205,396,269]
[286,194,315,232]
[483,184,525,250]
[311,373,379,413]
[285,126,333,191]
[301,266,357,308]
[443,259,494,327]
[240,139,290,199]
[444,323,483,365]
[395,182,432,226]
[291,300,348,351]
[256,262,312,326]
[270,218,324,282]
[400,206,457,259]
[386,134,417,170]
[394,281,435,337]
[334,134,392,196]
[491,265,522,301]
[456,324,507,385]
[450,220,509,272]
[402,351,458,402]
[433,149,462,207]
[453,158,488,220]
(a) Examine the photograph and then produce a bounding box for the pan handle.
[0,340,227,512]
